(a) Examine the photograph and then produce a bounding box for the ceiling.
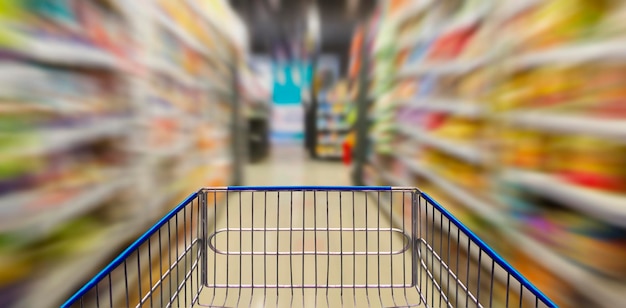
[230,0,376,71]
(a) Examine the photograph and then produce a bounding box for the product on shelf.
[496,128,548,170]
[504,0,608,52]
[429,116,482,140]
[549,135,626,192]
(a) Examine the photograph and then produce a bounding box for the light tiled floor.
[244,146,351,186]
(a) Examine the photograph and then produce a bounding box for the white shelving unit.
[0,173,130,234]
[397,125,483,164]
[397,56,489,78]
[500,111,626,142]
[509,40,626,69]
[2,117,133,157]
[503,169,626,228]
[395,154,502,221]
[10,36,124,69]
[400,98,484,118]
[142,57,201,89]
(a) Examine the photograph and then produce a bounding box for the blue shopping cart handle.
[227,186,392,191]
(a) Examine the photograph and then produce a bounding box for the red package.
[342,142,352,165]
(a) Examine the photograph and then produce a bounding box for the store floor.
[193,145,425,307]
[244,145,351,186]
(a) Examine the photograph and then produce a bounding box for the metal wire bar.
[138,239,200,306]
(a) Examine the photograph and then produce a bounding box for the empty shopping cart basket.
[62,186,556,307]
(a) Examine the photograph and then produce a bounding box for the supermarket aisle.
[194,146,424,307]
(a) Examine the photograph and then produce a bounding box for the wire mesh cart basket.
[62,186,556,308]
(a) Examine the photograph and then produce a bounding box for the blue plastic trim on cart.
[227,185,392,191]
[421,192,557,308]
[61,192,198,308]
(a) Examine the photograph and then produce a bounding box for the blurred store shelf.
[397,56,490,78]
[353,0,626,305]
[400,98,484,118]
[142,57,203,89]
[503,170,626,228]
[19,221,139,308]
[4,36,123,70]
[397,125,483,164]
[0,0,247,306]
[149,3,214,60]
[0,171,129,235]
[395,154,502,221]
[510,40,626,69]
[506,230,626,307]
[1,117,132,157]
[500,111,626,142]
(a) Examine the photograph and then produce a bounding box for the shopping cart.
[62,186,556,308]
